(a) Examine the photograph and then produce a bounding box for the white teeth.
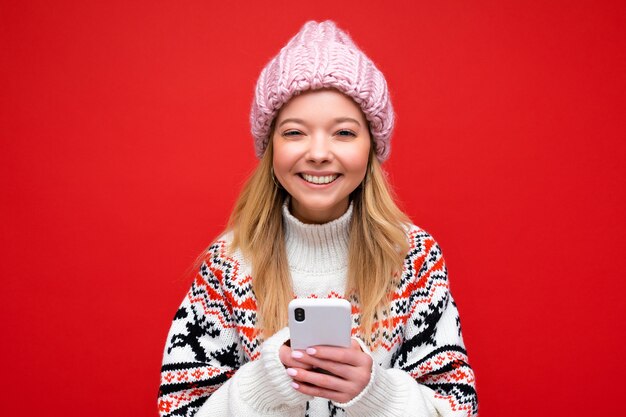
[302,174,338,184]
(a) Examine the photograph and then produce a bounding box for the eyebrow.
[278,117,361,127]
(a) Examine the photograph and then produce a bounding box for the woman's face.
[272,89,371,224]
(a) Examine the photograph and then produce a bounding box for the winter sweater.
[158,203,478,416]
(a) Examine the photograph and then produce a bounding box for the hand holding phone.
[283,300,373,405]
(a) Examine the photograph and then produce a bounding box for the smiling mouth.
[300,174,339,185]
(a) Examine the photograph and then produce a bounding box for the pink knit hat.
[250,20,394,162]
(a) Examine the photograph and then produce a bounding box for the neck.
[282,200,353,274]
[289,198,350,224]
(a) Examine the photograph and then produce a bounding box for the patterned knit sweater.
[158,203,478,416]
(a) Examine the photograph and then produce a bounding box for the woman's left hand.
[286,339,373,403]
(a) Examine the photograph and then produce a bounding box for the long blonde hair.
[225,137,410,346]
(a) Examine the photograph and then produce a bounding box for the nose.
[306,134,333,163]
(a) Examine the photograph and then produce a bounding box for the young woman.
[158,21,477,417]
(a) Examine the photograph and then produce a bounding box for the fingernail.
[292,382,300,389]
[306,347,317,355]
[291,351,303,359]
[286,368,297,376]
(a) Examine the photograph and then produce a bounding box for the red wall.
[2,1,625,415]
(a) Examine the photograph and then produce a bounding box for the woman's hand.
[283,339,373,404]
[278,343,314,371]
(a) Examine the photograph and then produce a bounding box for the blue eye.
[337,130,356,137]
[283,130,302,136]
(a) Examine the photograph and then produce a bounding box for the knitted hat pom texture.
[250,20,395,162]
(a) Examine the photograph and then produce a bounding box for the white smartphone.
[288,298,352,350]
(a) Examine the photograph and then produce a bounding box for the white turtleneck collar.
[282,199,353,275]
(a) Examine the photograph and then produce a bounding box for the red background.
[2,1,625,416]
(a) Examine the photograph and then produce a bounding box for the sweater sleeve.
[158,243,311,417]
[337,230,478,417]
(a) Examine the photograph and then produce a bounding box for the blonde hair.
[224,137,410,346]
